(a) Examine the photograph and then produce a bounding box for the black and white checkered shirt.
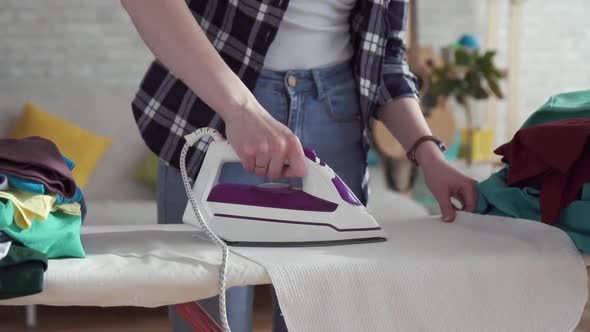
[132,0,419,192]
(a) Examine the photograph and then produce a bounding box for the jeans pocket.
[321,78,361,123]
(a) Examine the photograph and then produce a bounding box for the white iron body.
[182,136,387,247]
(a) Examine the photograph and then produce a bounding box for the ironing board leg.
[25,304,37,328]
[173,302,223,332]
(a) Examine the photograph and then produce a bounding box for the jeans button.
[287,75,297,87]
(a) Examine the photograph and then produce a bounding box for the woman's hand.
[223,98,307,180]
[418,142,479,222]
[376,97,478,222]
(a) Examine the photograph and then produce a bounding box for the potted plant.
[428,40,506,163]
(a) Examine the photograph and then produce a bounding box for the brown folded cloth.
[0,136,76,198]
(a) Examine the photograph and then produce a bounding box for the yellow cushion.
[9,102,112,189]
[135,153,160,189]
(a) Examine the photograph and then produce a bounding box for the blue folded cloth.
[5,175,44,194]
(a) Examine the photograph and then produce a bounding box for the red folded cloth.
[0,136,76,198]
[495,118,590,224]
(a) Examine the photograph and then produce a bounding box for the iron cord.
[179,127,231,332]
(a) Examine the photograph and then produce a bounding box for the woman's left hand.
[376,97,479,222]
[420,152,479,223]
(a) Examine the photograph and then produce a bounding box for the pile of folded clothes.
[0,136,86,300]
[476,90,590,252]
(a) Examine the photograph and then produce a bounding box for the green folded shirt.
[0,199,85,259]
[521,89,590,129]
[0,244,48,300]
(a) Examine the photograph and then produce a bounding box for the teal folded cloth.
[476,167,590,253]
[521,89,590,129]
[0,199,85,259]
[476,89,590,252]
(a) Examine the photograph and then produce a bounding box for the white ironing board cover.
[0,224,270,307]
[0,214,587,332]
[233,212,588,332]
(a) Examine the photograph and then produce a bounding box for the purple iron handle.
[302,147,362,205]
[303,148,318,162]
[332,176,362,205]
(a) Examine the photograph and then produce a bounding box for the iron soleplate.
[223,236,387,248]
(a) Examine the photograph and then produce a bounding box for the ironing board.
[0,224,270,308]
[0,224,259,332]
[0,218,588,332]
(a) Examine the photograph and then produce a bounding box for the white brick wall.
[0,0,152,85]
[0,0,588,142]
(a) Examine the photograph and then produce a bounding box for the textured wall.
[0,0,588,142]
[0,0,152,85]
[515,0,590,120]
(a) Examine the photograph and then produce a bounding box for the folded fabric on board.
[0,175,7,191]
[0,137,76,198]
[0,190,55,230]
[0,199,85,259]
[495,118,590,224]
[0,243,48,300]
[476,168,590,252]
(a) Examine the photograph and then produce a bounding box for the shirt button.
[287,75,297,87]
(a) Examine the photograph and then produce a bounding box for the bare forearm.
[121,0,254,120]
[377,97,444,165]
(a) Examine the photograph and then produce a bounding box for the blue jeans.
[157,61,366,332]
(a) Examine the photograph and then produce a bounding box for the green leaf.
[488,79,504,99]
[482,51,496,65]
[427,47,505,104]
[472,84,489,99]
[455,49,471,66]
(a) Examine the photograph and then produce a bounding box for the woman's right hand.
[223,98,307,180]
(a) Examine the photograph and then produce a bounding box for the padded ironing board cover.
[233,212,588,332]
[0,213,586,332]
[0,224,270,307]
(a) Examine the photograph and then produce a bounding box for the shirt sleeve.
[377,0,420,109]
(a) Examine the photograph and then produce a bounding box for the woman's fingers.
[283,135,306,178]
[267,137,287,180]
[435,191,457,223]
[251,141,269,177]
[241,148,256,174]
[460,181,478,212]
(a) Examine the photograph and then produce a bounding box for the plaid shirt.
[132,0,419,190]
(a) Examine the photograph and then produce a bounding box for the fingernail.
[442,216,452,223]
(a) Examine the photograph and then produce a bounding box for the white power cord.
[179,127,231,332]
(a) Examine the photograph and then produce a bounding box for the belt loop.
[311,69,327,101]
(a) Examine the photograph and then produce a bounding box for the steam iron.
[182,130,387,247]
